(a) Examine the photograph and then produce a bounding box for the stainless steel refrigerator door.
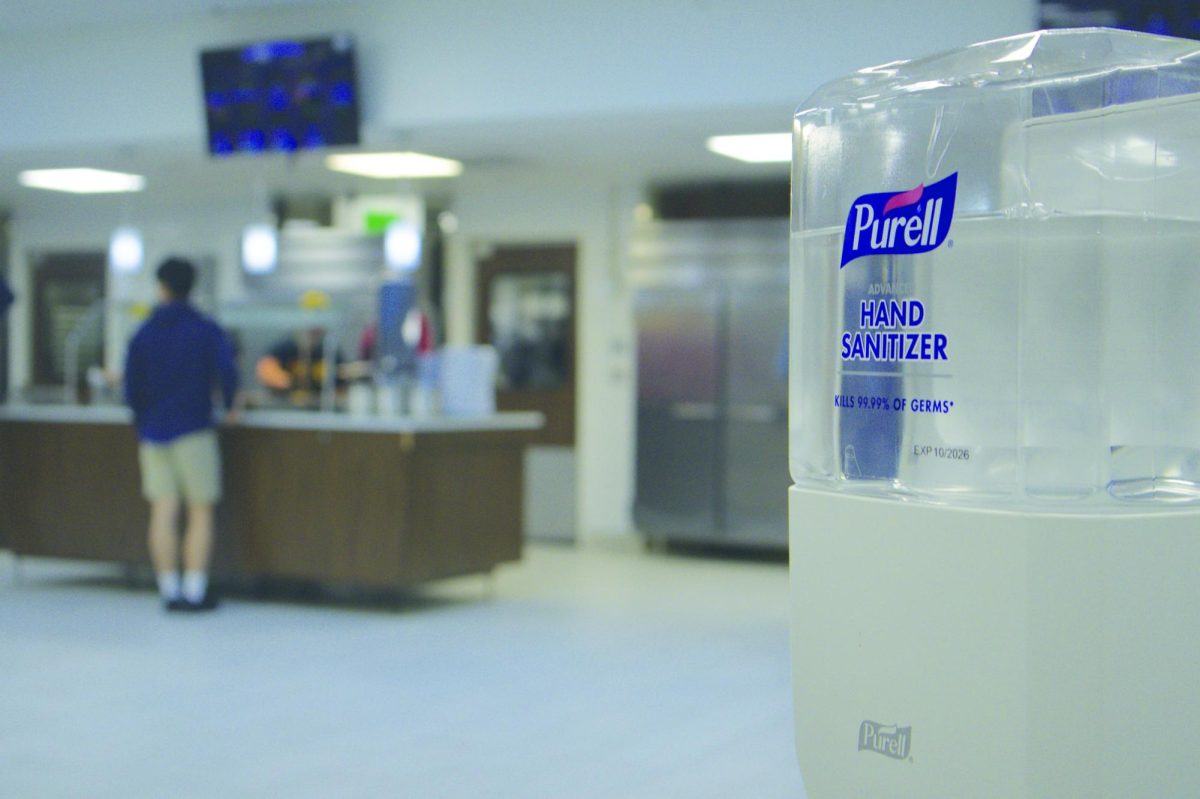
[633,286,722,539]
[631,219,789,549]
[723,283,789,546]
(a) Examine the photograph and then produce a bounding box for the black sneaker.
[177,592,220,612]
[164,597,188,612]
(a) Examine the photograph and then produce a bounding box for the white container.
[438,345,497,416]
[346,382,374,416]
[375,383,402,416]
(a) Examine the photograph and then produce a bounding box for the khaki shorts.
[138,429,222,504]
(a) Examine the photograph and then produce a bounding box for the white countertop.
[0,403,544,434]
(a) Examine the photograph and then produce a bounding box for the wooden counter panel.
[0,422,146,563]
[221,428,414,585]
[0,421,526,588]
[221,428,525,586]
[408,434,523,580]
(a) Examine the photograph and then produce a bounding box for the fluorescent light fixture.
[705,133,792,164]
[384,219,422,273]
[19,168,145,194]
[241,223,278,274]
[325,151,463,179]
[108,227,144,273]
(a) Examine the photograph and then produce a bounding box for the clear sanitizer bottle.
[792,27,1200,507]
[789,28,1200,799]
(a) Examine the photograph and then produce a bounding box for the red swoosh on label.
[881,183,924,216]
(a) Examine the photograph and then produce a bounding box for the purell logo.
[840,172,957,267]
[858,720,912,761]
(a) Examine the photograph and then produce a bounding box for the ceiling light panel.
[325,151,463,179]
[18,168,146,193]
[705,133,792,164]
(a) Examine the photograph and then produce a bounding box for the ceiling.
[0,0,333,36]
[0,106,791,209]
[0,1,791,215]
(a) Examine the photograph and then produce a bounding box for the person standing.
[124,257,238,612]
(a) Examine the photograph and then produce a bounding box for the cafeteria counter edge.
[0,403,544,588]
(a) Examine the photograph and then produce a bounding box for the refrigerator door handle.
[727,403,782,424]
[669,401,720,421]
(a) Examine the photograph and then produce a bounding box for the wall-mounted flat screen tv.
[200,34,360,156]
[1040,1,1200,39]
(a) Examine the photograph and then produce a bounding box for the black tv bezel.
[199,33,361,157]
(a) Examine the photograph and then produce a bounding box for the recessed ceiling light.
[18,168,146,193]
[384,219,423,273]
[241,224,278,275]
[108,227,144,273]
[705,133,791,164]
[325,151,463,179]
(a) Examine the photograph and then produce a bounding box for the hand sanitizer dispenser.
[790,28,1200,797]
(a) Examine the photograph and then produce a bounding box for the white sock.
[156,571,181,602]
[182,571,208,603]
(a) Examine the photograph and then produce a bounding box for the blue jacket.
[124,302,238,443]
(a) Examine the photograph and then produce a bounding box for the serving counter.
[0,404,542,588]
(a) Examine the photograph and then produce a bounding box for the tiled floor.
[0,542,807,798]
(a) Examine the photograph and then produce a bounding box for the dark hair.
[156,257,196,299]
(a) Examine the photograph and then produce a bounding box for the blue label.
[840,173,957,268]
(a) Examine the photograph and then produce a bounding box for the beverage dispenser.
[790,28,1200,797]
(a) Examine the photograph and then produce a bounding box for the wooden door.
[477,244,576,446]
[31,252,106,389]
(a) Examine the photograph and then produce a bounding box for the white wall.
[0,1,1037,150]
[445,173,639,541]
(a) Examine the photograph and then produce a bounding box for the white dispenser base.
[790,486,1200,798]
